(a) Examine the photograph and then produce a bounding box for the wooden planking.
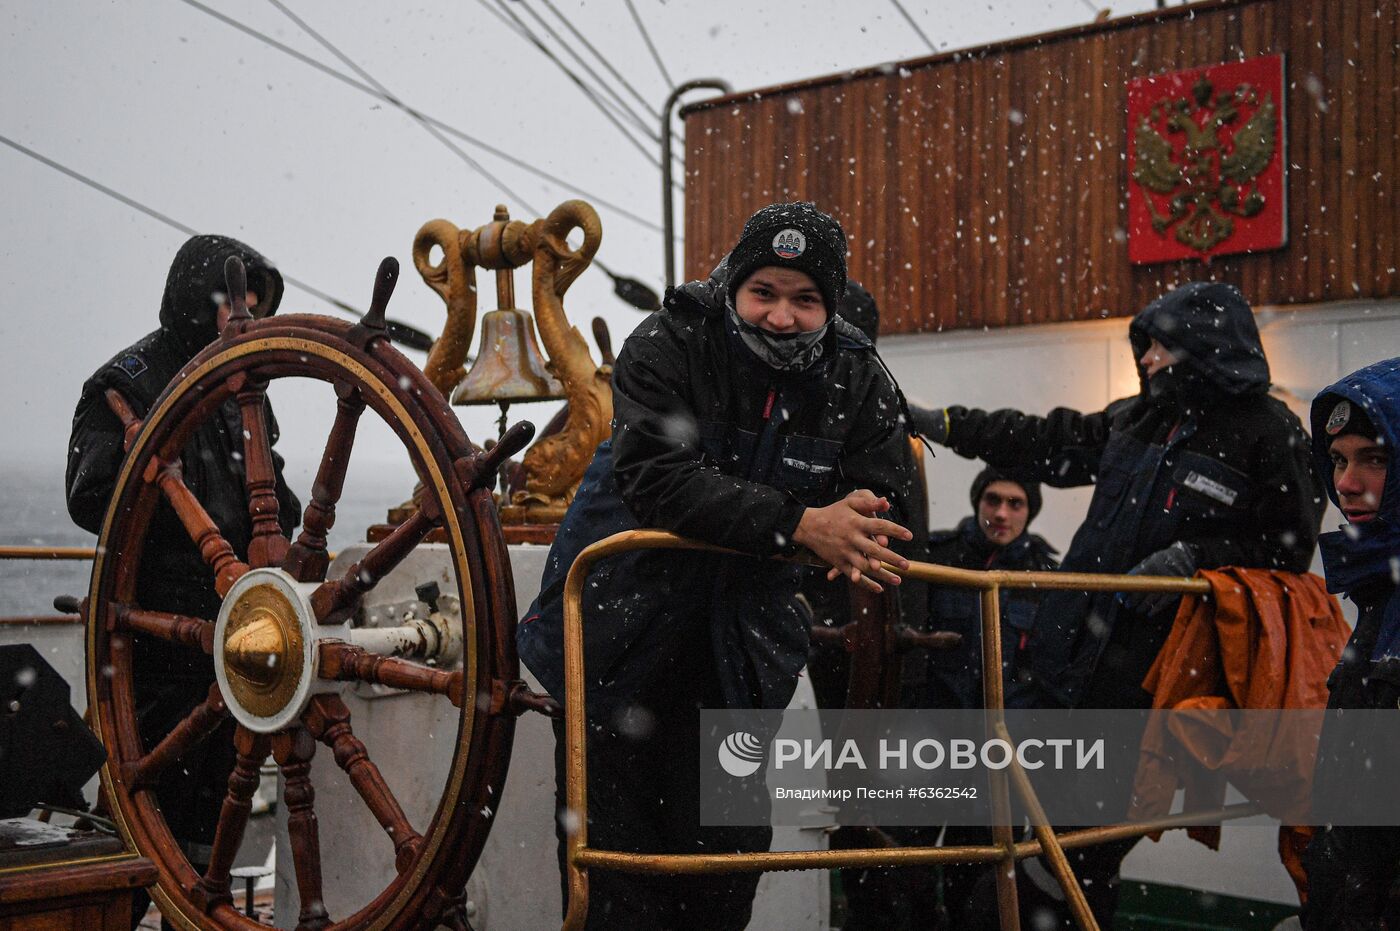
[682,0,1400,334]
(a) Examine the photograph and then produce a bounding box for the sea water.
[0,457,414,617]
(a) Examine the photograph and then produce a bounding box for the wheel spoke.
[124,683,229,789]
[309,508,435,623]
[191,726,270,912]
[274,726,331,930]
[152,457,250,597]
[111,604,214,653]
[102,388,144,452]
[236,379,289,570]
[304,694,423,873]
[283,385,365,583]
[318,641,463,707]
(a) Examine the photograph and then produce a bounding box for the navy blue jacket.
[1309,358,1400,710]
[1304,359,1400,927]
[66,235,299,615]
[65,236,299,680]
[944,283,1323,708]
[518,272,924,716]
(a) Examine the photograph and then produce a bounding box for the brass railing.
[0,545,97,560]
[0,545,95,626]
[560,529,1224,931]
[0,546,339,628]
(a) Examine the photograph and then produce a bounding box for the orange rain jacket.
[1127,568,1350,901]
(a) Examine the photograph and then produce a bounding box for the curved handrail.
[560,529,1214,931]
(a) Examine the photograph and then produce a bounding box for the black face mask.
[1147,365,1179,405]
[1147,363,1218,415]
[728,305,830,372]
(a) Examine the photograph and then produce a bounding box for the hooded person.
[915,281,1324,926]
[1301,358,1400,930]
[65,234,299,928]
[518,202,925,929]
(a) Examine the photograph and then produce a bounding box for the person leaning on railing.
[517,202,925,930]
[912,281,1325,928]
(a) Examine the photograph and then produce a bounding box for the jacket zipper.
[753,385,782,483]
[1162,419,1185,512]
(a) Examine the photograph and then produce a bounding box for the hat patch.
[1326,400,1351,436]
[772,229,806,259]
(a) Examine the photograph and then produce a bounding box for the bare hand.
[793,489,913,593]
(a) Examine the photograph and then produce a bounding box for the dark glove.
[908,404,950,445]
[1117,541,1198,616]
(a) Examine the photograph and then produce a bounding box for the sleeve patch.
[115,354,147,379]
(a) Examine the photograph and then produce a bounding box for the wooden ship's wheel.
[809,436,959,710]
[82,257,532,930]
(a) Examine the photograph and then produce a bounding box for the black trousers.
[127,636,237,930]
[1302,825,1400,930]
[552,663,770,931]
[837,824,988,931]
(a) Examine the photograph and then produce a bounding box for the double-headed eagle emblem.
[1132,73,1278,254]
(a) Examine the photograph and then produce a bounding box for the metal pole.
[662,79,732,289]
[981,586,1022,931]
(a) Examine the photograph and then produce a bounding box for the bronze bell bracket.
[413,200,614,525]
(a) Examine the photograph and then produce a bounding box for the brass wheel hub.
[223,583,304,713]
[214,568,320,732]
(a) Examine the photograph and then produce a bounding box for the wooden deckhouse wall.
[680,0,1399,335]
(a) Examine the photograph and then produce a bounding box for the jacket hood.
[1128,282,1270,397]
[1310,357,1400,520]
[667,256,731,316]
[159,235,284,360]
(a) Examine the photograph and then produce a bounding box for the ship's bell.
[449,307,564,405]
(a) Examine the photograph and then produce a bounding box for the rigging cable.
[621,0,673,87]
[176,0,667,235]
[526,0,686,166]
[477,0,668,175]
[0,132,438,348]
[265,0,543,219]
[887,0,938,55]
[263,0,659,305]
[536,0,659,120]
[515,0,658,141]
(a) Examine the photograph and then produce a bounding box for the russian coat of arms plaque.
[1126,54,1287,264]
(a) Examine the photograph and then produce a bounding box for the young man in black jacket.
[519,202,924,929]
[914,281,1324,924]
[1302,359,1400,930]
[922,467,1059,711]
[66,234,300,928]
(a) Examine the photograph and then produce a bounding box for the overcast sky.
[0,0,1158,535]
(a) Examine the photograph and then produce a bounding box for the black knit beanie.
[970,466,1042,523]
[724,202,848,314]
